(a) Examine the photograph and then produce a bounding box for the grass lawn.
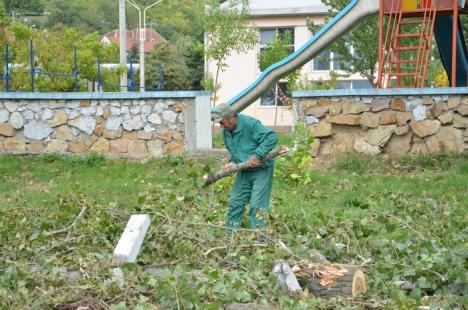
[0,151,467,309]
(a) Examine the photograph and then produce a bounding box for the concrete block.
[113,214,150,264]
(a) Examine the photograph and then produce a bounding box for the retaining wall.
[293,88,468,158]
[0,92,212,159]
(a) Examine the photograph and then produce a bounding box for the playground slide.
[225,0,380,112]
[434,15,468,87]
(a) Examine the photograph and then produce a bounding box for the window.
[260,82,288,107]
[312,50,331,71]
[259,27,295,55]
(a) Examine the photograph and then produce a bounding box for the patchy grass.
[0,152,467,309]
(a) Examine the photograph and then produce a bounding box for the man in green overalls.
[213,103,278,233]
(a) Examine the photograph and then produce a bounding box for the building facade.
[207,0,372,127]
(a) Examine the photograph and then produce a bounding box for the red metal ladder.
[382,1,437,88]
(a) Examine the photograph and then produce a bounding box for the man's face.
[220,114,237,131]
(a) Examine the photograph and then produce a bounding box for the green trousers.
[226,166,274,232]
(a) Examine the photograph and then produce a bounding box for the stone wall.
[293,89,468,158]
[0,92,212,159]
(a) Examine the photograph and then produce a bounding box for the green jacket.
[223,114,278,168]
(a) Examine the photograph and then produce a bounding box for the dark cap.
[213,103,236,122]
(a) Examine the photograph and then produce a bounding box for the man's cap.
[213,103,236,122]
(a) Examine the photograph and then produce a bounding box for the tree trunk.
[203,146,289,186]
[304,266,367,298]
[213,62,221,107]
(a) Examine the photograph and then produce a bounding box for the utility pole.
[119,0,128,91]
[127,0,164,92]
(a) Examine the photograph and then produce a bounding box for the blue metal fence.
[1,40,164,92]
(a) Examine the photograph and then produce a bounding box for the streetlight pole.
[127,0,164,92]
[119,0,128,91]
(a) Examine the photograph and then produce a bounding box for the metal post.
[97,57,102,92]
[129,62,134,91]
[377,0,384,88]
[451,0,458,87]
[5,44,10,92]
[74,45,78,92]
[119,0,128,91]
[30,39,35,92]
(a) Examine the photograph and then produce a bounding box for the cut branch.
[203,146,289,186]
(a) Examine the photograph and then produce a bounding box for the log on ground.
[306,266,367,298]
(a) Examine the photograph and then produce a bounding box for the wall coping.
[293,87,468,98]
[0,91,211,100]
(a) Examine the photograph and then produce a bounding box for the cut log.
[306,266,367,298]
[203,146,289,186]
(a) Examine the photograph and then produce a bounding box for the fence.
[1,40,164,92]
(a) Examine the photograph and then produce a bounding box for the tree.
[146,43,191,91]
[4,23,118,92]
[308,0,379,87]
[203,0,258,105]
[4,0,44,14]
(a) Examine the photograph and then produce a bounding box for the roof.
[101,28,167,53]
[221,0,329,17]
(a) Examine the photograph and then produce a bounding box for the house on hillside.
[101,28,167,54]
[206,0,372,128]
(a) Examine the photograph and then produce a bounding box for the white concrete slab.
[113,214,151,264]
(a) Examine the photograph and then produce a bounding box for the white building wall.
[207,15,368,127]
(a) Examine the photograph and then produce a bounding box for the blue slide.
[434,15,468,87]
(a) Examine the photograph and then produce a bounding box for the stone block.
[379,111,397,125]
[24,121,53,140]
[309,121,332,138]
[354,139,381,156]
[328,103,342,115]
[46,139,68,153]
[390,99,406,111]
[305,106,328,118]
[103,129,123,139]
[50,110,68,127]
[0,123,15,137]
[327,114,360,126]
[365,125,396,147]
[385,133,412,156]
[9,112,25,129]
[69,117,96,136]
[394,125,410,136]
[90,139,110,154]
[80,100,91,107]
[68,140,88,154]
[110,139,129,154]
[426,127,464,155]
[437,112,454,125]
[395,112,413,126]
[164,142,184,155]
[4,138,27,152]
[55,125,73,141]
[342,101,370,114]
[447,96,461,109]
[371,98,390,112]
[410,120,441,138]
[318,98,331,106]
[302,99,317,109]
[122,130,138,140]
[453,114,468,128]
[360,112,380,128]
[128,140,148,158]
[28,141,44,153]
[147,140,164,157]
[456,105,468,116]
[113,214,151,264]
[310,139,321,157]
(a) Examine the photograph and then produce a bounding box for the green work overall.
[222,114,278,232]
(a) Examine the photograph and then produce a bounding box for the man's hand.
[223,162,237,170]
[248,155,261,168]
